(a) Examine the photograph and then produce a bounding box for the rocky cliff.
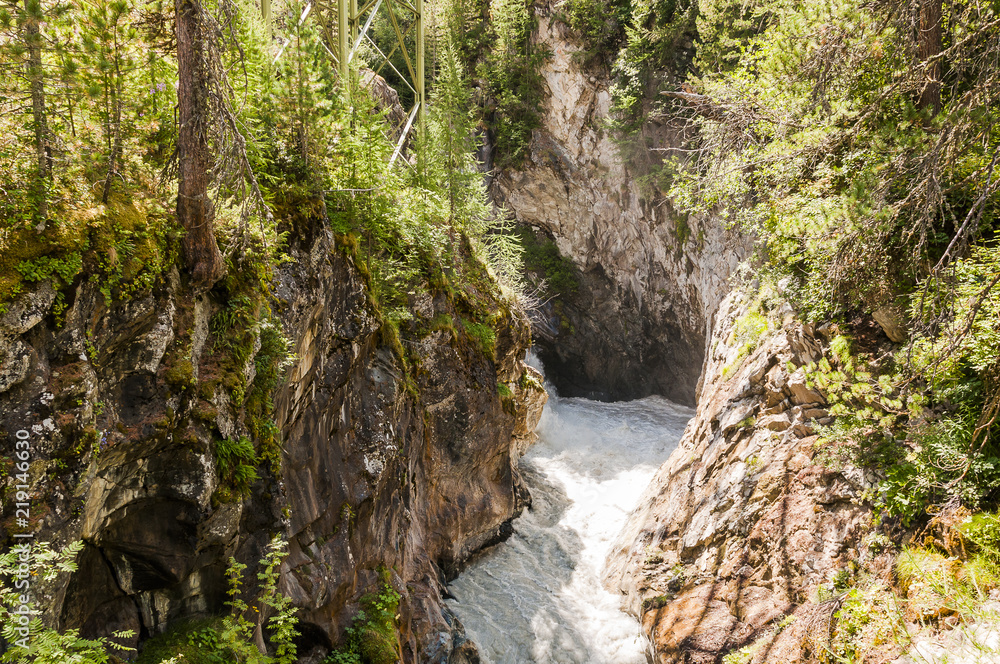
[0,215,545,662]
[495,3,749,405]
[604,291,872,663]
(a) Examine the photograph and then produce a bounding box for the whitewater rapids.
[445,372,692,663]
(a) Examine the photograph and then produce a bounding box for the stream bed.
[446,373,692,663]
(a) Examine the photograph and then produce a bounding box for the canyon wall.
[604,292,872,663]
[496,2,749,405]
[496,8,877,660]
[0,217,545,663]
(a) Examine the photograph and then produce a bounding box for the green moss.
[425,313,457,342]
[721,307,771,379]
[640,595,671,612]
[165,359,196,390]
[0,194,177,319]
[89,198,178,305]
[518,369,544,392]
[136,618,268,664]
[194,402,219,423]
[326,572,401,664]
[674,213,691,244]
[0,218,86,314]
[463,320,496,360]
[379,320,407,364]
[355,626,397,664]
[198,380,218,401]
[221,371,247,406]
[245,322,292,474]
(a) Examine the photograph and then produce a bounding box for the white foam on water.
[446,370,692,664]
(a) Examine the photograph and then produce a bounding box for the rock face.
[495,3,749,404]
[0,217,545,663]
[604,292,871,663]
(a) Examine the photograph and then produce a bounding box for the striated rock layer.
[0,216,545,663]
[604,292,872,663]
[495,3,749,404]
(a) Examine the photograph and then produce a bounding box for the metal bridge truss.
[267,0,425,166]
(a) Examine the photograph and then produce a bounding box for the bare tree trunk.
[102,29,123,204]
[101,102,123,204]
[918,0,942,114]
[176,0,224,288]
[24,0,49,218]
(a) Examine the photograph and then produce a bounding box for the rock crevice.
[495,4,749,404]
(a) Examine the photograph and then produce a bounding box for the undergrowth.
[324,571,401,664]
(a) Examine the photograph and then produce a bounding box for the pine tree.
[21,0,50,218]
[917,0,942,114]
[176,0,224,288]
[426,35,488,234]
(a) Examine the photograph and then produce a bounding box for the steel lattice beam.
[266,0,424,161]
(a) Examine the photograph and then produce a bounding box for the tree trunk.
[24,0,49,218]
[101,104,123,204]
[918,0,942,115]
[102,32,123,204]
[176,0,224,289]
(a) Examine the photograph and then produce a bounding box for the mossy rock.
[356,625,399,664]
[193,399,219,423]
[165,359,196,389]
[462,320,496,360]
[135,618,268,664]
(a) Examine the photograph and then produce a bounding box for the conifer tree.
[18,0,50,218]
[917,0,942,114]
[176,0,224,288]
[426,36,488,235]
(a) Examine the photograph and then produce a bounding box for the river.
[445,364,693,663]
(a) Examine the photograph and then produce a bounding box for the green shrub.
[828,582,905,662]
[960,513,1000,563]
[214,436,259,500]
[607,0,697,136]
[136,619,259,664]
[139,537,298,664]
[559,0,630,64]
[325,574,401,664]
[478,0,548,168]
[0,541,137,663]
[877,417,1000,524]
[463,320,496,359]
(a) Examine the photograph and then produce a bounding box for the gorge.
[2,0,1000,663]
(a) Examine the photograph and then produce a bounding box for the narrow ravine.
[446,358,693,663]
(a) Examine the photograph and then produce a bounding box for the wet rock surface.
[0,220,545,663]
[604,292,872,663]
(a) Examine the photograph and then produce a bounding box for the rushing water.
[445,367,693,664]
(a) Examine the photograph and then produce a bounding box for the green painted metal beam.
[415,0,424,134]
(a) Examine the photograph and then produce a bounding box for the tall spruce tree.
[425,36,488,235]
[176,0,224,288]
[23,0,50,218]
